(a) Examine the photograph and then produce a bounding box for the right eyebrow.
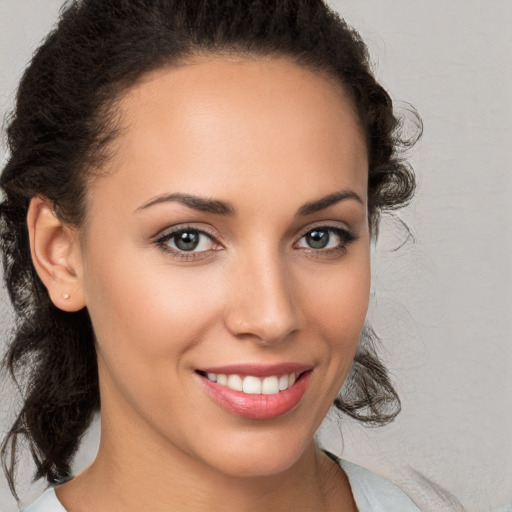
[296,189,364,216]
[134,192,235,216]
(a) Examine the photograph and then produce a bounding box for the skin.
[28,56,370,511]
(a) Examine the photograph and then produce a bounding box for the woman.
[0,1,420,510]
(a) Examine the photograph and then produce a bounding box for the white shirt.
[21,458,420,512]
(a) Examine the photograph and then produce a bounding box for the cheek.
[311,257,370,338]
[82,244,224,379]
[304,250,371,383]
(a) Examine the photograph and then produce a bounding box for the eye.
[296,226,356,253]
[155,226,222,258]
[168,229,209,252]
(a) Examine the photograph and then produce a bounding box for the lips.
[196,363,313,420]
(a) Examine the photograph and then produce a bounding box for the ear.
[26,197,86,312]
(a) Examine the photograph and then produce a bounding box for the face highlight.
[78,57,370,478]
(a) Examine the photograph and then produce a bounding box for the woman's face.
[78,56,370,477]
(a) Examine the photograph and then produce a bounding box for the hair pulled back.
[0,0,419,498]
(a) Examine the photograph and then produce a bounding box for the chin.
[196,429,314,479]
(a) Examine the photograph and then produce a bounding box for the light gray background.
[1,1,511,511]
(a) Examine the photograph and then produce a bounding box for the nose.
[223,249,301,345]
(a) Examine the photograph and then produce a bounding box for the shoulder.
[21,487,67,512]
[338,458,421,512]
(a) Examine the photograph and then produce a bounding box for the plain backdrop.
[0,1,511,511]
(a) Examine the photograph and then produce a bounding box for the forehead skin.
[84,56,368,223]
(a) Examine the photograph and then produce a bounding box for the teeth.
[227,374,243,391]
[243,376,262,394]
[204,372,298,395]
[261,376,279,395]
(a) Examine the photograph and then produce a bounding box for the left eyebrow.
[296,189,364,216]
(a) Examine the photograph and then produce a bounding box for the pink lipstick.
[196,363,313,420]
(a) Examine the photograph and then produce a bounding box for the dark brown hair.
[0,0,420,499]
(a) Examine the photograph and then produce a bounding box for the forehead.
[89,56,368,215]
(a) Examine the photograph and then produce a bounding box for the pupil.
[307,230,329,249]
[175,231,199,251]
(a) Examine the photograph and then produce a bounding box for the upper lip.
[196,362,313,377]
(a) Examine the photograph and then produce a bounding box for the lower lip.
[198,372,311,420]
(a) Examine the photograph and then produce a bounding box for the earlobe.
[26,197,86,312]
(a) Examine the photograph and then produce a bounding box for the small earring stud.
[62,293,70,300]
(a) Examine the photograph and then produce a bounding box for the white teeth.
[227,374,243,391]
[261,376,279,395]
[204,372,298,395]
[243,375,262,394]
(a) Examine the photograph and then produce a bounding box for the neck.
[58,445,329,512]
[92,440,325,511]
[56,424,352,512]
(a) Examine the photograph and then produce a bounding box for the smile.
[203,372,297,395]
[196,365,313,420]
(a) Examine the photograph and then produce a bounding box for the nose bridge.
[224,242,300,344]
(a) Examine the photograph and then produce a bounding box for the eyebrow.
[135,189,363,216]
[296,190,363,216]
[135,193,235,215]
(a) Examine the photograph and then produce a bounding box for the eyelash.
[295,225,357,258]
[154,224,357,262]
[154,225,221,262]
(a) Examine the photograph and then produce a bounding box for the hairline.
[76,49,368,247]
